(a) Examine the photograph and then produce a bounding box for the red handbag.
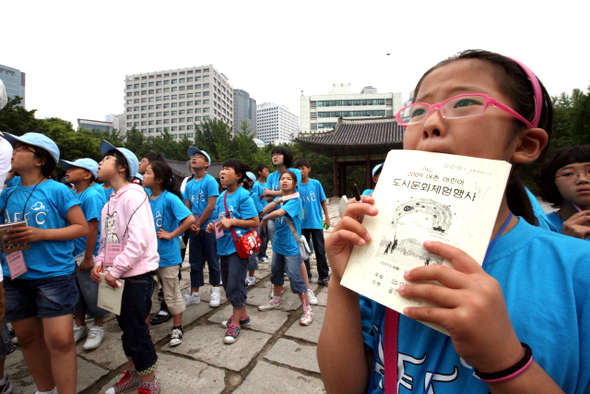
[224,192,261,259]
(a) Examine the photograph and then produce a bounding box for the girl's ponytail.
[506,168,537,225]
[150,161,183,201]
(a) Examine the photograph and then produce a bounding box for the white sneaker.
[209,287,221,308]
[245,276,256,287]
[307,289,318,305]
[73,324,88,343]
[169,327,183,347]
[183,291,201,306]
[83,325,105,350]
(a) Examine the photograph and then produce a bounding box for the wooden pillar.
[339,163,347,197]
[332,157,338,197]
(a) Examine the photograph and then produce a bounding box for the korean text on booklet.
[340,150,511,334]
[0,221,31,254]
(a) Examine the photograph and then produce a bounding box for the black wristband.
[473,343,532,381]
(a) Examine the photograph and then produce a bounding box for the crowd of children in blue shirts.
[0,131,332,394]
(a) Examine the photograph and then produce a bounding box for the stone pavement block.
[7,351,108,394]
[5,350,36,394]
[166,324,272,371]
[285,306,325,344]
[76,329,128,371]
[234,360,325,394]
[77,356,110,392]
[98,353,226,394]
[315,287,328,307]
[264,337,320,373]
[208,305,290,335]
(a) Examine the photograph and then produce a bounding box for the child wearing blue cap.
[182,147,221,308]
[92,140,161,394]
[61,158,109,351]
[362,163,383,196]
[0,132,88,394]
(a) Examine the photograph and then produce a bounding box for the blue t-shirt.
[150,190,192,267]
[544,211,590,241]
[5,176,20,188]
[361,218,590,393]
[252,180,268,213]
[0,180,81,280]
[213,187,258,256]
[272,197,302,256]
[96,183,113,201]
[182,174,219,229]
[525,187,558,232]
[299,179,327,229]
[249,190,264,215]
[74,184,107,257]
[266,168,302,193]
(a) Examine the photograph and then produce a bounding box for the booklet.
[340,150,511,334]
[0,221,31,254]
[97,273,125,315]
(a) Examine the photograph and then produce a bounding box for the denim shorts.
[247,255,258,271]
[220,253,248,309]
[75,269,110,319]
[270,252,307,294]
[3,273,79,321]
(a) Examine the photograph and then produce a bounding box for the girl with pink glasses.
[318,50,590,393]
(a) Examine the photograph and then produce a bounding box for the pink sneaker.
[105,369,139,394]
[138,379,160,394]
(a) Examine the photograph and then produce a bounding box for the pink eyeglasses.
[395,94,534,128]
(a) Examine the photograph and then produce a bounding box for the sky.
[2,0,589,128]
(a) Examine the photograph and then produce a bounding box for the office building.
[124,65,233,139]
[256,102,299,145]
[0,64,26,106]
[78,114,125,134]
[300,83,403,132]
[233,89,257,136]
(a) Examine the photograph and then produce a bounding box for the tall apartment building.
[256,102,299,145]
[233,89,256,136]
[0,64,26,107]
[300,83,403,132]
[124,65,233,139]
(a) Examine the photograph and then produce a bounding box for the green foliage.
[521,86,590,193]
[0,96,41,135]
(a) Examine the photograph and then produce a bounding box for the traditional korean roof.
[295,117,405,157]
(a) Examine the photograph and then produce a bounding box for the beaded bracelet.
[474,343,533,384]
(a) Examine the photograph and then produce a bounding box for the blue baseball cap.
[60,158,99,179]
[187,147,211,164]
[3,132,60,164]
[246,171,256,183]
[100,140,139,181]
[372,163,384,178]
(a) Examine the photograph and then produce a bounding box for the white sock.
[272,296,281,303]
[36,388,58,394]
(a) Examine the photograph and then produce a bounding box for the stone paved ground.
[7,198,343,394]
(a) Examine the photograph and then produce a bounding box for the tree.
[234,121,257,166]
[194,118,233,162]
[124,127,147,155]
[0,96,41,135]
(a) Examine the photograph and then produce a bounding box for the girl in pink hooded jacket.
[92,140,160,394]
